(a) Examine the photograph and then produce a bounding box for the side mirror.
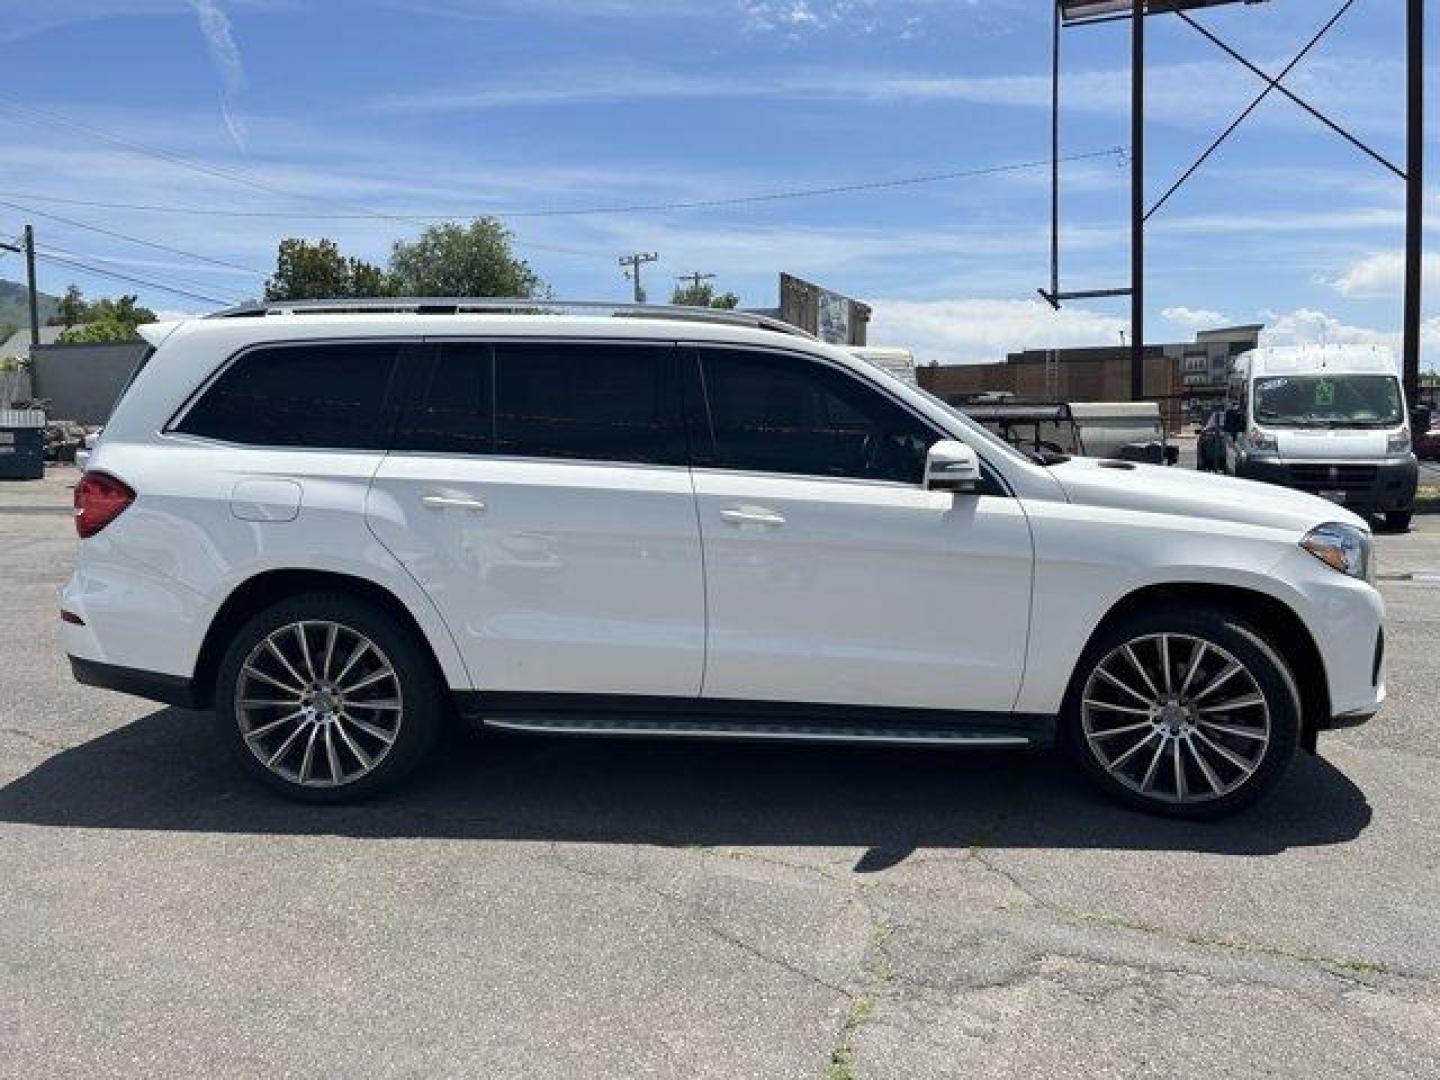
[925,440,981,494]
[1222,408,1245,436]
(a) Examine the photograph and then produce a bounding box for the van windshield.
[1252,374,1402,428]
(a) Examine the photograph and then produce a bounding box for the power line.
[0,224,40,345]
[0,94,419,227]
[0,198,265,276]
[0,148,1123,223]
[33,250,240,307]
[36,239,251,301]
[506,150,1125,217]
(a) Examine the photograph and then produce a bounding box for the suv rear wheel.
[1065,607,1300,819]
[214,592,444,802]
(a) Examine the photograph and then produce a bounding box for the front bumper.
[1236,455,1418,512]
[1270,545,1387,727]
[1319,705,1380,731]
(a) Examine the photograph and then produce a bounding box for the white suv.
[63,301,1386,817]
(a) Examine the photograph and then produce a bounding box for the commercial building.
[917,324,1262,423]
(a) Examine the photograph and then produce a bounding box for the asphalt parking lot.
[3,466,1438,1079]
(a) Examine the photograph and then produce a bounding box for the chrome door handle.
[421,493,487,512]
[719,505,786,527]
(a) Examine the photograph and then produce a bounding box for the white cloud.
[188,0,248,150]
[1330,250,1440,299]
[737,1,962,36]
[1260,307,1395,349]
[382,0,710,17]
[0,0,283,45]
[869,297,1127,366]
[376,55,1412,137]
[1258,308,1440,371]
[1162,306,1232,330]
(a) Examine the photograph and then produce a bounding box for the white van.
[1224,344,1417,530]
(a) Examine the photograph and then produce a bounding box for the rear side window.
[493,342,684,464]
[175,342,400,449]
[394,342,493,454]
[693,348,937,483]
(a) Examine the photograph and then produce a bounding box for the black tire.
[1062,606,1300,820]
[214,591,444,803]
[1384,509,1413,533]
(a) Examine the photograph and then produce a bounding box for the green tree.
[264,238,394,301]
[670,281,739,309]
[389,218,543,298]
[56,293,156,343]
[54,285,87,328]
[348,259,395,299]
[89,294,156,326]
[58,320,139,344]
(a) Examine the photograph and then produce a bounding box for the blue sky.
[0,0,1435,367]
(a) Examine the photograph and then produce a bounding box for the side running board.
[459,694,1054,748]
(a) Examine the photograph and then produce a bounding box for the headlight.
[1300,523,1373,581]
[1249,430,1278,455]
[1387,430,1411,454]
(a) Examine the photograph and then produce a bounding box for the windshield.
[1252,374,1403,428]
[910,386,1035,465]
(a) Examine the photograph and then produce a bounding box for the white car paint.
[689,467,1032,711]
[367,453,705,697]
[62,311,1385,734]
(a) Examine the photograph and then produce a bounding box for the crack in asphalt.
[537,842,857,999]
[0,725,74,753]
[965,847,1428,991]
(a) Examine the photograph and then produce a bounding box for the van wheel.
[1384,510,1413,532]
[1064,607,1300,819]
[214,592,443,803]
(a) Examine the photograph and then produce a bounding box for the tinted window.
[176,343,400,449]
[494,342,683,464]
[394,343,493,454]
[695,349,936,483]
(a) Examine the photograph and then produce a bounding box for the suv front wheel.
[214,592,444,802]
[1065,607,1300,819]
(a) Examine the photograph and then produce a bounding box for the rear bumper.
[1236,456,1417,512]
[69,655,201,709]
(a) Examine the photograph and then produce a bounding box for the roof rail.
[205,297,817,340]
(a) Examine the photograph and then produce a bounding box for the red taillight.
[74,471,135,538]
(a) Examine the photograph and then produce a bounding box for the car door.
[687,344,1033,713]
[366,339,705,697]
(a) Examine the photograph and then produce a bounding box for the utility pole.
[24,226,38,348]
[0,224,40,347]
[1129,0,1145,403]
[1402,0,1423,405]
[676,271,715,295]
[618,252,658,303]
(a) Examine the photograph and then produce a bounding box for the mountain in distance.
[0,278,60,341]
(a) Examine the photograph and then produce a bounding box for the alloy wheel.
[234,620,403,787]
[1080,633,1271,805]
